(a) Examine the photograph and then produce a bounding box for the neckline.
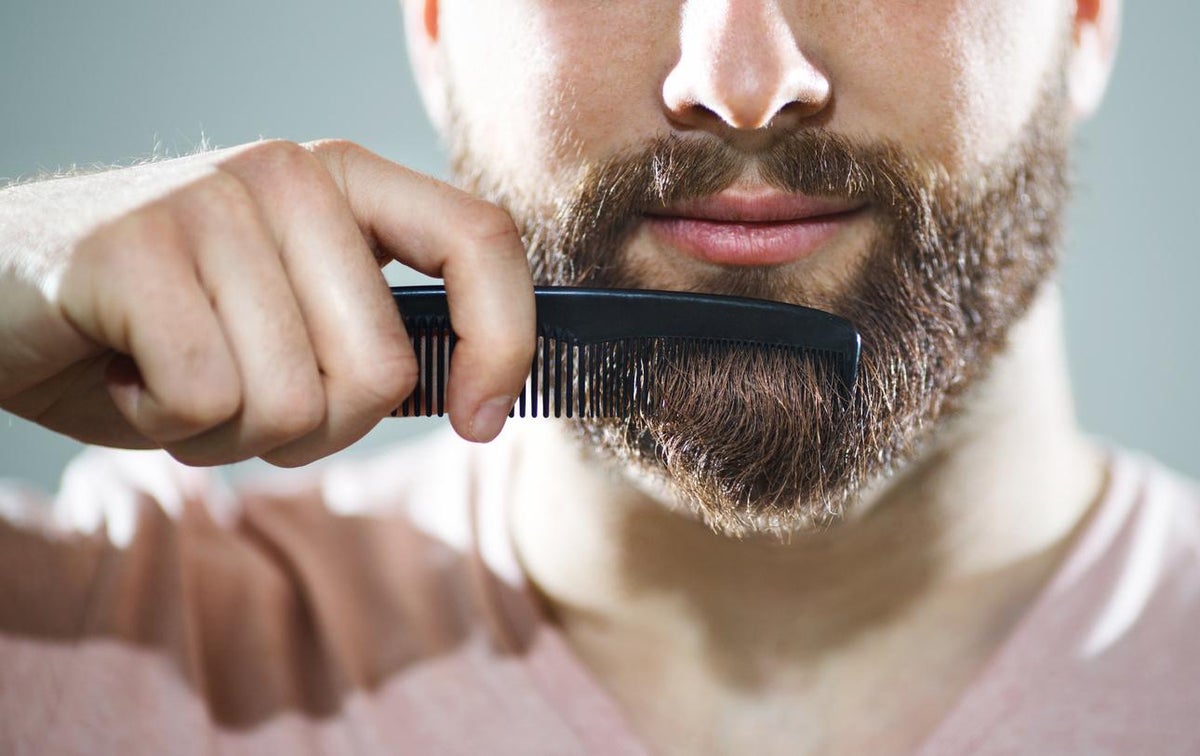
[913,447,1136,752]
[468,431,1132,754]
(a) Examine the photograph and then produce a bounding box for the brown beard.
[448,79,1072,538]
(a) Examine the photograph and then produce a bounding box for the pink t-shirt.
[1,431,1198,754]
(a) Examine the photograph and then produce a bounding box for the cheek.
[442,1,672,195]
[825,0,1067,169]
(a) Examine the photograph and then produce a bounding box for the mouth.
[643,189,869,267]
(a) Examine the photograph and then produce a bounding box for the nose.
[662,0,831,132]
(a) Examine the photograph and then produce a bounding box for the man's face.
[416,1,1094,536]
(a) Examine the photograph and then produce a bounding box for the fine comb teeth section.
[390,286,862,419]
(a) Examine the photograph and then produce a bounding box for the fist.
[0,139,536,466]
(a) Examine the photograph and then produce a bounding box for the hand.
[0,139,536,465]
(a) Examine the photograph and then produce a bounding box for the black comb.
[391,285,861,419]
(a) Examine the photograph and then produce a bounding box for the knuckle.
[177,170,257,225]
[162,381,242,434]
[460,201,523,252]
[303,137,363,163]
[347,346,419,411]
[257,385,326,439]
[80,205,186,269]
[233,138,322,183]
[301,139,378,211]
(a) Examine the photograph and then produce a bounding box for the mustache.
[528,129,933,286]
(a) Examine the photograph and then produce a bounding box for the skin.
[0,0,1120,752]
[404,0,1120,752]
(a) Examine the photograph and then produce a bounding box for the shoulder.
[0,429,497,632]
[1106,448,1200,579]
[1007,450,1200,747]
[0,429,528,745]
[1053,448,1200,652]
[915,449,1200,754]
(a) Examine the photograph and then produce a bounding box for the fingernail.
[470,396,514,442]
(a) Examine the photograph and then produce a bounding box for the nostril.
[665,100,726,130]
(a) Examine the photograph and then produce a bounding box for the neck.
[507,286,1106,753]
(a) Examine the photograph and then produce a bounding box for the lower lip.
[644,209,866,267]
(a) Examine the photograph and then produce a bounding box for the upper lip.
[647,189,867,224]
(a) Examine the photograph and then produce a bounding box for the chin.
[569,418,859,542]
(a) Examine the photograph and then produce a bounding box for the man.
[0,0,1195,753]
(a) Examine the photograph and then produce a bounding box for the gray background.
[1,0,1196,490]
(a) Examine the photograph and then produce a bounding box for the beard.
[447,77,1072,539]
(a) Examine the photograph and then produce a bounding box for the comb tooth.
[648,339,658,414]
[638,340,648,415]
[586,344,595,418]
[541,335,551,419]
[580,344,591,418]
[596,345,605,417]
[633,340,642,415]
[542,338,549,420]
[410,323,420,416]
[435,325,447,417]
[595,343,604,417]
[649,340,659,414]
[578,343,585,418]
[618,340,628,416]
[406,326,422,416]
[547,336,555,418]
[423,323,434,417]
[581,344,590,418]
[529,338,540,418]
[604,343,614,417]
[585,344,594,417]
[411,323,420,417]
[584,343,592,418]
[564,341,575,419]
[609,340,619,417]
[611,343,619,417]
[642,339,652,416]
[543,337,552,418]
[536,338,545,418]
[636,342,647,416]
[633,341,643,416]
[539,336,548,418]
[619,343,628,417]
[630,341,639,416]
[552,339,563,418]
[563,340,572,418]
[535,336,543,418]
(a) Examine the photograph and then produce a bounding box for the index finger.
[309,140,535,442]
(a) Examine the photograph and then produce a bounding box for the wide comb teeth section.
[501,337,650,419]
[392,320,851,419]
